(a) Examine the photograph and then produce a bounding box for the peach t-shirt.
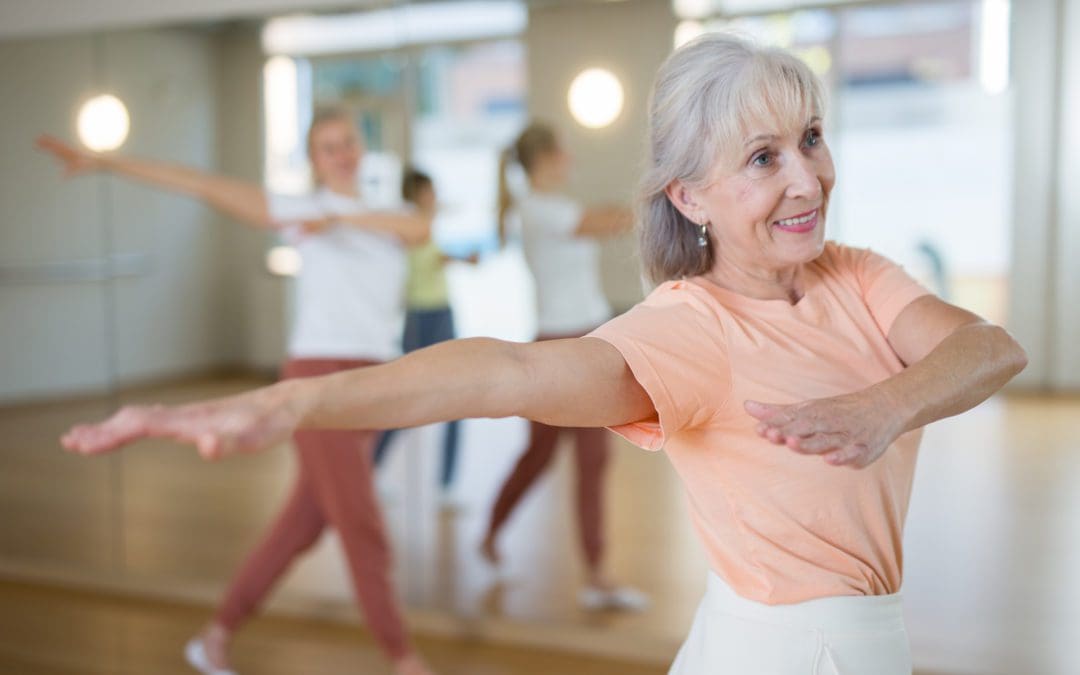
[588,242,931,605]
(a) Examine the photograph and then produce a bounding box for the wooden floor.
[2,378,1079,674]
[0,579,665,675]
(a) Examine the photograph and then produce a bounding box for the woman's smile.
[773,207,819,234]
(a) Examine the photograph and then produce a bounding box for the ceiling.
[0,0,645,42]
[0,0,391,41]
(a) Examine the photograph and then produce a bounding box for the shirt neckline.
[686,261,819,310]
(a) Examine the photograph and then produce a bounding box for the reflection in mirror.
[2,1,1079,675]
[1,31,128,588]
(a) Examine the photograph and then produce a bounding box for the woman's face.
[413,183,436,212]
[310,119,363,192]
[534,141,574,187]
[674,116,835,274]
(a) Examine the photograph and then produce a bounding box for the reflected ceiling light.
[674,20,706,48]
[77,94,130,152]
[266,245,302,276]
[979,0,1010,94]
[568,68,624,130]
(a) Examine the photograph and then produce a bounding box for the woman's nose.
[785,154,823,201]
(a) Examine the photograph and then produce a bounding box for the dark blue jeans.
[373,305,460,488]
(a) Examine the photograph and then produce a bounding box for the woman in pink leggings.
[39,108,434,675]
[487,123,646,610]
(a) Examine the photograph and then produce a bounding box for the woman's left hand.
[743,390,907,468]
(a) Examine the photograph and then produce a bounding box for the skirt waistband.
[705,572,905,634]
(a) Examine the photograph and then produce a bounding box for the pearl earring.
[697,222,709,248]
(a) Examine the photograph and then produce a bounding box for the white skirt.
[669,573,911,675]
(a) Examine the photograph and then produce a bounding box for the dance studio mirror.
[5,1,1078,674]
[0,0,683,659]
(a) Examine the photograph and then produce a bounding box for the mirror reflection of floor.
[0,578,667,675]
[1,378,1078,675]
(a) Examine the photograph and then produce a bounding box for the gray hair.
[639,33,827,285]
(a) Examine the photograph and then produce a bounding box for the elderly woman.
[62,35,1026,674]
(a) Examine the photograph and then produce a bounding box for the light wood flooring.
[1,379,1078,674]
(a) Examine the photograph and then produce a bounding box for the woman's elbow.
[991,325,1028,378]
[1008,336,1029,377]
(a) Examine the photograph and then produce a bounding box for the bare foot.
[393,653,436,675]
[479,534,500,567]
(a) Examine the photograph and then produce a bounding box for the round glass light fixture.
[77,94,130,152]
[266,245,302,277]
[567,68,624,130]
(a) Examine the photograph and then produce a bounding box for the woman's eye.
[752,152,772,167]
[804,129,821,147]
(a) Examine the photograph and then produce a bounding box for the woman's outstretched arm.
[336,211,433,246]
[36,135,273,229]
[61,337,655,460]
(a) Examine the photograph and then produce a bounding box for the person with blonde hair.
[484,122,644,609]
[62,35,1026,673]
[40,107,435,675]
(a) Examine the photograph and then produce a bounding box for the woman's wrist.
[89,153,115,174]
[867,375,921,436]
[273,378,320,429]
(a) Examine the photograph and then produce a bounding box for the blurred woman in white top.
[483,122,647,610]
[37,107,434,675]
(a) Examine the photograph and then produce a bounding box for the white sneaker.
[578,585,651,612]
[184,638,238,675]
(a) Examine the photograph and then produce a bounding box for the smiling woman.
[638,36,831,288]
[60,32,1027,675]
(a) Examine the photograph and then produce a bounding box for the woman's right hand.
[35,134,102,177]
[61,382,304,461]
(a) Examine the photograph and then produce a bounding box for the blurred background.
[1,0,1078,673]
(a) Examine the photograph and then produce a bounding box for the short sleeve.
[587,282,731,450]
[520,194,584,238]
[851,247,933,337]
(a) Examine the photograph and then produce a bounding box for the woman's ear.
[664,179,705,224]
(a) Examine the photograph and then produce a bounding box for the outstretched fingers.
[61,405,157,455]
[745,399,865,465]
[746,400,827,444]
[786,432,849,454]
[61,404,210,456]
[822,444,869,467]
[35,134,94,176]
